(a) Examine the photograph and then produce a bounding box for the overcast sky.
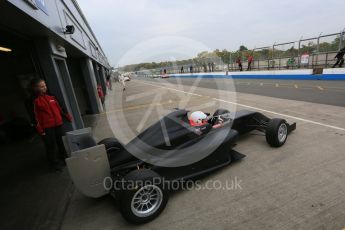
[78,0,345,66]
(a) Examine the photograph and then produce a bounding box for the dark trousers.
[238,63,243,71]
[42,125,66,168]
[247,61,252,70]
[332,58,344,68]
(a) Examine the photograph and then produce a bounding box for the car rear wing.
[63,128,111,198]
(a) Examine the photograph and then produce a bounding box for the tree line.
[120,36,341,72]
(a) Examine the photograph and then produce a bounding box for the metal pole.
[228,52,231,71]
[339,28,345,50]
[272,42,276,70]
[316,32,322,67]
[317,32,322,52]
[298,36,303,68]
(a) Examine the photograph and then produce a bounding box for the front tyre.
[265,119,288,147]
[118,169,169,224]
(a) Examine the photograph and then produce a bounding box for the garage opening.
[0,27,73,230]
[0,27,39,143]
[66,58,93,115]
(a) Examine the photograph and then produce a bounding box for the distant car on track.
[160,74,169,78]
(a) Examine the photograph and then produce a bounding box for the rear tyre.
[118,169,169,224]
[265,119,288,147]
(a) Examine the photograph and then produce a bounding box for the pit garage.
[0,27,38,143]
[0,1,111,229]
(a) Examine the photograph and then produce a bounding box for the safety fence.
[136,30,345,76]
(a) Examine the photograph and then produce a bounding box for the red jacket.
[97,85,104,98]
[33,94,72,134]
[248,55,253,62]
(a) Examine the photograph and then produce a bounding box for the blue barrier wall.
[169,69,345,80]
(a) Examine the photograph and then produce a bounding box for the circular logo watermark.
[107,36,238,167]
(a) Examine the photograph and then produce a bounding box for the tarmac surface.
[0,135,74,230]
[61,78,345,230]
[148,77,345,107]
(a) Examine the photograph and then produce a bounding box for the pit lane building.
[0,0,111,132]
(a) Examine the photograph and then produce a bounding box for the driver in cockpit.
[188,111,223,135]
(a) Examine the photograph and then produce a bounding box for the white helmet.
[189,111,208,125]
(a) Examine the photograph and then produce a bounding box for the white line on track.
[138,81,345,132]
[213,98,345,131]
[140,81,204,97]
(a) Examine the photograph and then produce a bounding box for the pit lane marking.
[139,82,204,97]
[235,81,344,92]
[225,80,345,91]
[138,81,345,132]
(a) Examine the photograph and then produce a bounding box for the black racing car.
[65,108,296,224]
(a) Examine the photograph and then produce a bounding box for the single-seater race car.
[64,109,296,224]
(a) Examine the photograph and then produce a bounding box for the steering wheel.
[210,113,232,126]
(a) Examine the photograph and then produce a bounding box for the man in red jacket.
[247,55,253,71]
[31,79,72,171]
